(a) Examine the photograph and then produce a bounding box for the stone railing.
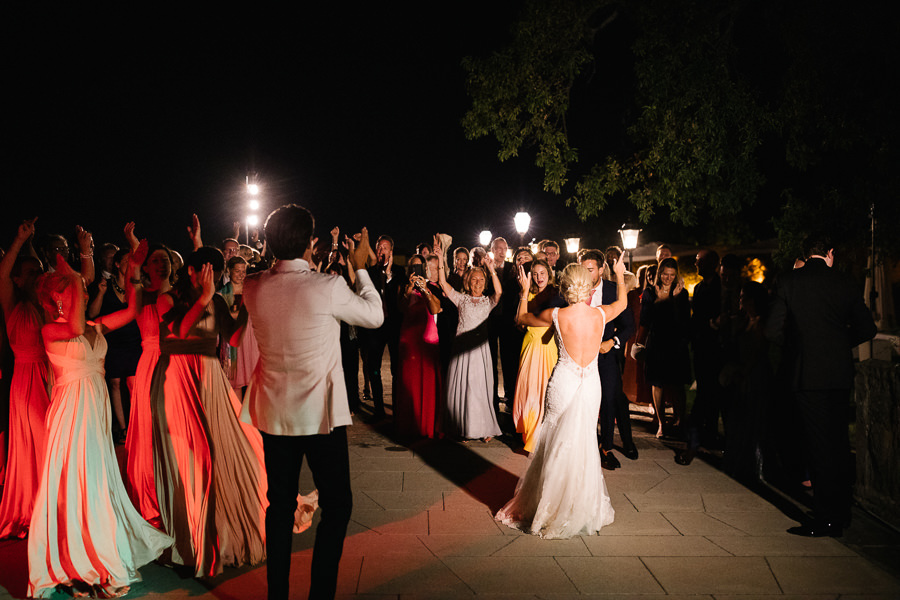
[854,359,900,530]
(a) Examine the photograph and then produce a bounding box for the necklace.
[112,278,125,295]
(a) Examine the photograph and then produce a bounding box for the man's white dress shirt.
[241,259,384,436]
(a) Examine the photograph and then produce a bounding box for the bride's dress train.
[496,308,614,538]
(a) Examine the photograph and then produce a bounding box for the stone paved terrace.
[1,366,899,599]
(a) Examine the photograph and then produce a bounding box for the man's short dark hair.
[579,249,605,265]
[416,242,431,254]
[264,204,314,260]
[803,233,833,260]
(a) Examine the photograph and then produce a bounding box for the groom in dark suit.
[581,250,637,469]
[766,233,876,537]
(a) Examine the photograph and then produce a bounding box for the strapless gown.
[496,308,614,538]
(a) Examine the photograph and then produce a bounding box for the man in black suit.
[485,237,517,420]
[766,233,876,537]
[361,234,406,421]
[581,249,637,469]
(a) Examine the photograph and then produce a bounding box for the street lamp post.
[618,224,641,272]
[514,212,531,248]
[246,174,260,245]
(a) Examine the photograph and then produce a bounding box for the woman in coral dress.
[123,239,174,529]
[28,248,172,598]
[0,219,51,539]
[512,259,566,452]
[395,255,442,438]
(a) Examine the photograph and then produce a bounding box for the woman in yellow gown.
[512,259,566,452]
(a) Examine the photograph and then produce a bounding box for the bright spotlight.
[479,230,492,246]
[248,199,260,211]
[247,183,260,195]
[247,214,259,227]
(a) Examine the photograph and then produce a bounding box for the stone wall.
[854,359,900,530]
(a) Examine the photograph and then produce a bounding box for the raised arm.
[601,254,628,323]
[94,240,148,333]
[515,265,552,328]
[485,259,502,305]
[187,213,203,251]
[177,262,216,338]
[432,235,456,298]
[0,218,37,317]
[75,225,95,286]
[42,255,87,343]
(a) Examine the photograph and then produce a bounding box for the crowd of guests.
[0,211,875,596]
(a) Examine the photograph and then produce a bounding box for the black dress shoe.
[622,443,639,460]
[787,522,843,538]
[601,449,621,470]
[674,449,695,466]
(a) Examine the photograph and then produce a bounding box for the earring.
[56,299,64,318]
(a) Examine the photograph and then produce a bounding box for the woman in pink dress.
[0,218,51,539]
[28,247,172,598]
[217,255,260,398]
[395,254,442,438]
[123,237,173,529]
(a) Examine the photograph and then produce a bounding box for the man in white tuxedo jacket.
[242,204,383,600]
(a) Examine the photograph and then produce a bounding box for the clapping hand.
[673,277,684,296]
[349,227,371,270]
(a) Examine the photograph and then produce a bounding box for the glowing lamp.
[563,237,580,254]
[618,225,641,251]
[479,230,492,246]
[514,212,531,235]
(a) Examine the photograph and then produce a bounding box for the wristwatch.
[613,336,621,350]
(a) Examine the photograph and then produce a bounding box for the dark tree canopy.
[463,0,900,262]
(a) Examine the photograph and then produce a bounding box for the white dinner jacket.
[241,259,384,435]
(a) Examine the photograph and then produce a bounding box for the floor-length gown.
[151,301,316,578]
[395,290,441,438]
[512,288,565,453]
[28,325,172,598]
[512,324,557,453]
[0,302,51,539]
[496,308,614,538]
[442,288,501,440]
[123,297,163,528]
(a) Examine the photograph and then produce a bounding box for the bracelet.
[80,253,93,259]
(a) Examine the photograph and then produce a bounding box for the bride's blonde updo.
[559,263,593,305]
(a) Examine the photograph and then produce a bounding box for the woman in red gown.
[0,219,51,539]
[395,254,442,438]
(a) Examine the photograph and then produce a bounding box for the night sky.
[10,4,645,259]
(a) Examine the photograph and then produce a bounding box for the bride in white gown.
[28,247,172,598]
[496,257,627,538]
